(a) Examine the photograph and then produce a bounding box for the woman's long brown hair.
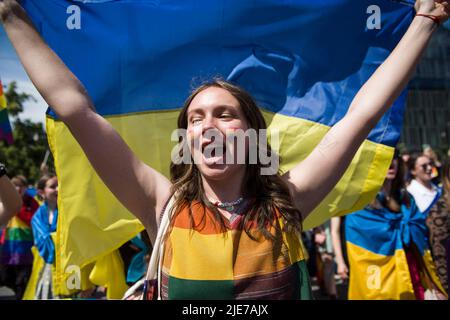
[169,79,302,240]
[373,150,410,212]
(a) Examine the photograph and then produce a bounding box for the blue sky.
[0,26,47,124]
[1,21,450,125]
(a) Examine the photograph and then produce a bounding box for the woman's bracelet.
[416,13,441,27]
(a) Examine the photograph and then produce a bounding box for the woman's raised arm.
[0,0,172,238]
[283,0,449,218]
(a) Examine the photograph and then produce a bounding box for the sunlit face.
[41,177,58,205]
[412,155,434,183]
[186,87,250,180]
[386,158,399,180]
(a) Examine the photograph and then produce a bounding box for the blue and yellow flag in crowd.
[345,193,446,300]
[21,0,415,297]
[0,78,13,145]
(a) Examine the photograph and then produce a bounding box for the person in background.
[121,231,152,286]
[426,157,450,294]
[0,162,23,295]
[407,152,441,213]
[25,174,58,299]
[331,216,349,299]
[400,149,412,182]
[447,235,450,297]
[301,230,318,288]
[423,145,442,185]
[346,152,446,299]
[0,174,39,299]
[331,217,349,280]
[0,162,22,226]
[314,221,337,299]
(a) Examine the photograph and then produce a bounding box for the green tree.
[0,80,54,184]
[4,81,36,116]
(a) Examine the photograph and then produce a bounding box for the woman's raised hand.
[415,0,450,24]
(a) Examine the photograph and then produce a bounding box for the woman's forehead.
[416,155,430,165]
[46,177,58,186]
[188,87,240,113]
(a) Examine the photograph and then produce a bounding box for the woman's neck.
[202,170,246,204]
[46,200,57,212]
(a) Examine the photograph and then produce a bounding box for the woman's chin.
[198,162,244,181]
[199,164,230,180]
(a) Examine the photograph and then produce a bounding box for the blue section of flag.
[23,0,413,146]
[345,194,435,257]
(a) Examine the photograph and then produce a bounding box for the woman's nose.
[201,117,216,135]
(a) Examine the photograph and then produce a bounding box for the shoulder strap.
[122,195,175,300]
[144,195,175,297]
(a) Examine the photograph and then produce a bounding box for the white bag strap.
[146,194,175,298]
[123,194,175,300]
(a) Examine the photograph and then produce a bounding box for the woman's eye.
[191,118,202,124]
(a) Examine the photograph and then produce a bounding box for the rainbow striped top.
[0,195,39,265]
[161,201,312,300]
[0,216,34,265]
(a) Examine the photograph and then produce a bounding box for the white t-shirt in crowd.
[406,179,439,213]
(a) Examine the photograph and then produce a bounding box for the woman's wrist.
[411,13,439,35]
[415,12,441,27]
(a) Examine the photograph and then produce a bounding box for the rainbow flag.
[0,78,13,145]
[345,193,446,300]
[21,0,414,295]
[0,194,39,267]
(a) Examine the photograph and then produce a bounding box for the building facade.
[400,27,450,154]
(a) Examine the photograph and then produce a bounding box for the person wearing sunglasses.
[407,152,441,213]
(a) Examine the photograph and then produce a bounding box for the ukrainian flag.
[21,0,414,297]
[0,78,13,145]
[346,194,446,300]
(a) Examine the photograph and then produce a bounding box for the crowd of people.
[0,159,160,300]
[303,148,450,300]
[1,149,449,300]
[0,0,449,301]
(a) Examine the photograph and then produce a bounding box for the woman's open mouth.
[201,141,227,165]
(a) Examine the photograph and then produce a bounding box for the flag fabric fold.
[345,193,446,300]
[21,0,415,295]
